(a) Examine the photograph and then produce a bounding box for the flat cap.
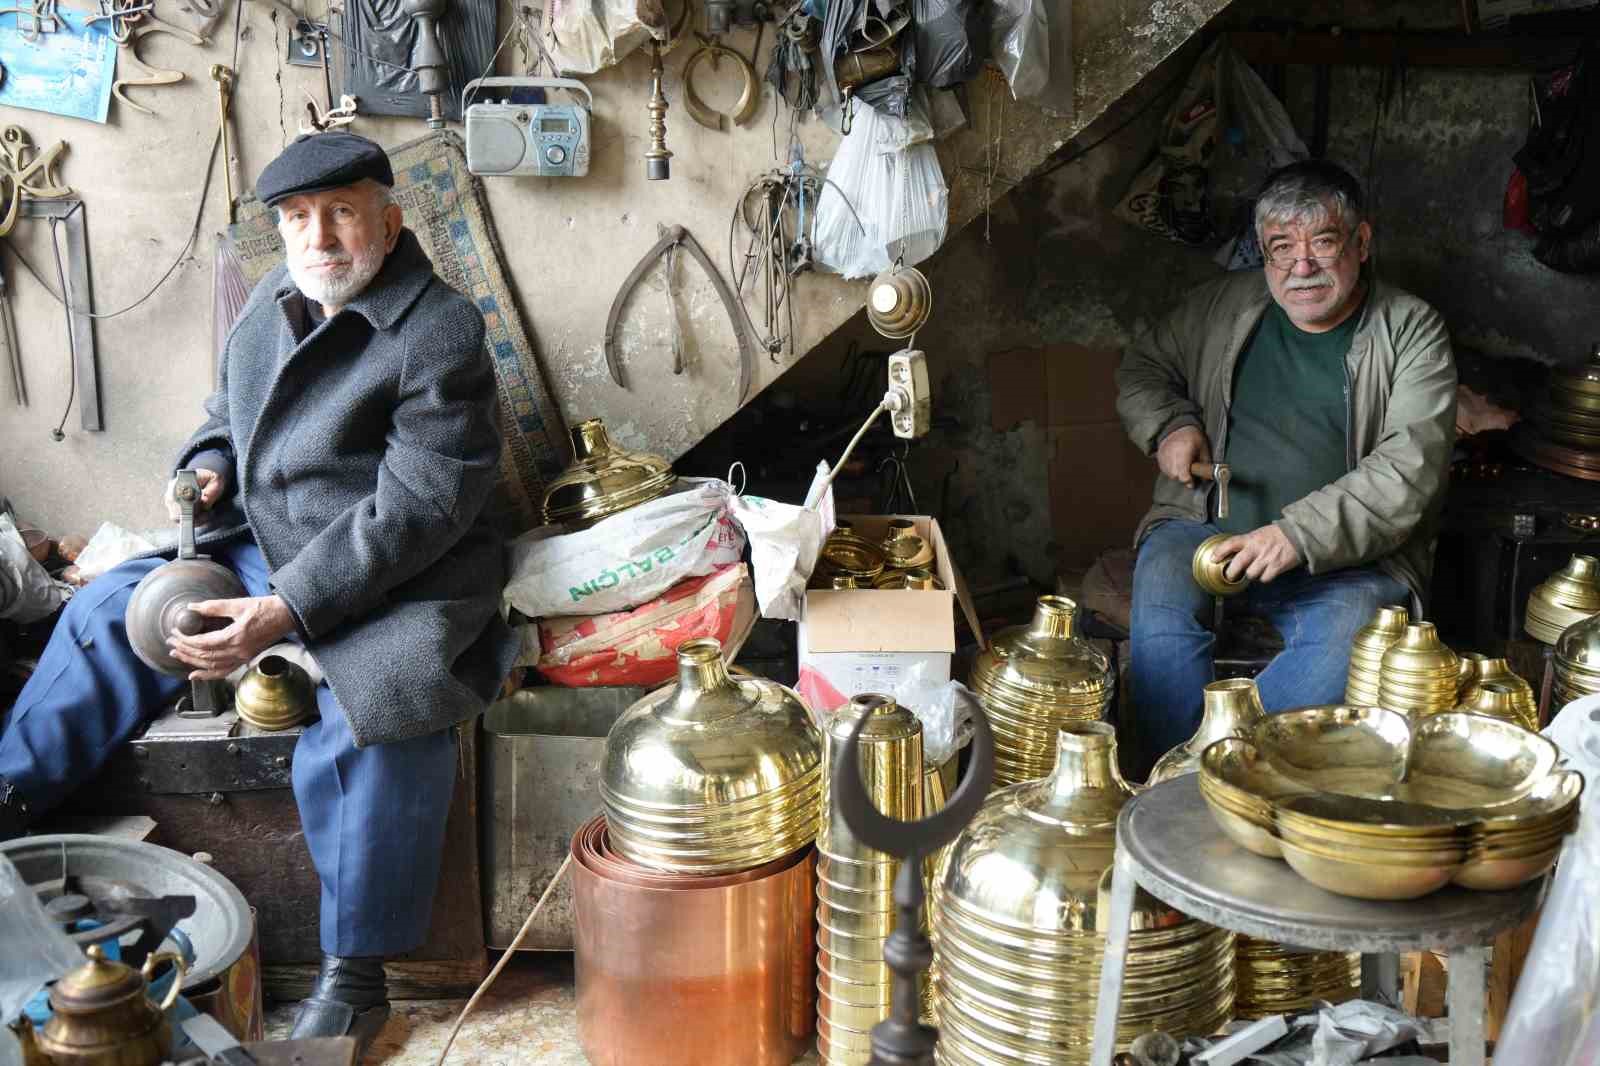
[255,131,394,206]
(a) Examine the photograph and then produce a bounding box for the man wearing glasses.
[1116,160,1457,765]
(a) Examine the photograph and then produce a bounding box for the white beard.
[287,235,386,309]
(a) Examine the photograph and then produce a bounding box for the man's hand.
[1156,426,1211,487]
[168,594,296,680]
[164,470,228,523]
[1214,524,1301,583]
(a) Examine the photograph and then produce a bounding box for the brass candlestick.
[646,41,671,180]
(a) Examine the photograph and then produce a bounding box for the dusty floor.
[263,953,822,1065]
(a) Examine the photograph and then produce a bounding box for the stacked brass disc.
[881,519,935,571]
[1345,605,1408,707]
[542,418,677,527]
[1199,708,1576,901]
[1555,610,1600,710]
[1539,348,1600,449]
[816,694,925,1065]
[1524,554,1600,644]
[1377,622,1460,718]
[1233,938,1360,1019]
[1192,533,1248,597]
[815,520,941,590]
[1148,678,1266,785]
[970,596,1113,787]
[600,638,824,873]
[1454,657,1538,730]
[933,724,1234,1065]
[814,530,886,588]
[873,567,945,591]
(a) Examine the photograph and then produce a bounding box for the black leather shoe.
[288,954,391,1060]
[0,778,31,843]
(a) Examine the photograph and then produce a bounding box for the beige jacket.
[1115,272,1458,611]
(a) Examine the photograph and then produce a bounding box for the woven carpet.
[227,130,567,529]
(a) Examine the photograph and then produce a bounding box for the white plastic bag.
[1494,695,1600,1066]
[890,660,977,767]
[503,479,745,618]
[730,494,826,622]
[0,515,63,623]
[815,101,950,279]
[987,0,1071,117]
[72,521,156,583]
[540,0,668,74]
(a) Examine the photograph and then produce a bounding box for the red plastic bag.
[534,564,755,687]
[1504,167,1534,232]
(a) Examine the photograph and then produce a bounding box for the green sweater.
[1215,297,1363,535]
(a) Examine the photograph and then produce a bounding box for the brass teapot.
[36,944,188,1066]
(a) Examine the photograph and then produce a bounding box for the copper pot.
[573,817,816,1066]
[37,944,187,1066]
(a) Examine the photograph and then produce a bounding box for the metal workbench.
[1088,776,1547,1066]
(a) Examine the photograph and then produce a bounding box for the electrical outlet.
[885,349,930,439]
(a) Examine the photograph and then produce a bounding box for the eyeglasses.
[1264,231,1350,271]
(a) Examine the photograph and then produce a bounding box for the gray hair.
[1254,161,1365,238]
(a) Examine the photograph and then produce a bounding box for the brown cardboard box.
[989,344,1154,569]
[797,515,984,713]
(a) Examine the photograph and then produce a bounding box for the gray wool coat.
[169,228,519,747]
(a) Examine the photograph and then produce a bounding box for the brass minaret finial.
[645,41,671,180]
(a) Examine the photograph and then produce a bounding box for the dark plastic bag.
[911,0,981,88]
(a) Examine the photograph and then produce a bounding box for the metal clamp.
[174,469,200,561]
[682,34,759,131]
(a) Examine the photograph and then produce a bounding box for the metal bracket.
[19,198,99,431]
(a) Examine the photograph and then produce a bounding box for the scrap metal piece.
[20,199,98,431]
[113,16,208,116]
[682,33,759,131]
[0,125,71,239]
[603,224,757,403]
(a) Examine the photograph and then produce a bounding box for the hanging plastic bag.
[1208,42,1309,241]
[540,0,669,74]
[815,101,949,279]
[0,515,63,623]
[911,0,980,89]
[987,0,1071,116]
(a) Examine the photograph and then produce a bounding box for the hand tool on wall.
[645,41,671,180]
[401,0,451,128]
[0,258,22,406]
[682,31,760,131]
[1191,461,1231,520]
[604,224,757,402]
[210,64,235,217]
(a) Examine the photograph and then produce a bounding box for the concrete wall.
[0,0,1231,547]
[768,0,1600,591]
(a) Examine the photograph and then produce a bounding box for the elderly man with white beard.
[0,132,518,1058]
[1115,160,1457,773]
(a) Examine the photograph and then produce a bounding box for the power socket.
[885,349,930,439]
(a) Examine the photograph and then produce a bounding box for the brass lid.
[1149,679,1267,785]
[1558,610,1600,670]
[600,638,823,872]
[1193,533,1248,597]
[541,418,676,527]
[820,532,885,580]
[1526,555,1600,644]
[970,596,1112,711]
[49,945,145,1014]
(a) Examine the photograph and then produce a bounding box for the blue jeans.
[0,538,458,957]
[1130,520,1410,766]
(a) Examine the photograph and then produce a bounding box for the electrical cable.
[809,401,887,508]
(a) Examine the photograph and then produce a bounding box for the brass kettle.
[124,470,246,675]
[36,944,188,1066]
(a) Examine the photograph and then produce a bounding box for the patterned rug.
[227,130,567,530]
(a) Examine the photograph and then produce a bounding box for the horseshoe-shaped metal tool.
[682,33,759,131]
[834,699,995,1065]
[113,17,208,116]
[603,223,758,403]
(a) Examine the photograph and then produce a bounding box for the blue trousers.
[1130,520,1410,764]
[0,538,457,957]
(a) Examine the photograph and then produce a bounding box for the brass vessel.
[541,418,677,528]
[880,519,935,570]
[933,724,1234,1065]
[1524,554,1600,645]
[816,694,924,1065]
[1345,604,1408,708]
[1455,657,1538,731]
[1234,937,1360,1020]
[37,944,187,1066]
[234,654,316,731]
[969,597,1113,787]
[815,531,887,587]
[1192,533,1248,597]
[1377,623,1460,718]
[1457,651,1487,698]
[1546,350,1600,447]
[600,638,823,873]
[872,567,945,591]
[1149,678,1267,785]
[1555,611,1600,710]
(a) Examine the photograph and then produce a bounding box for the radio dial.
[545,144,567,166]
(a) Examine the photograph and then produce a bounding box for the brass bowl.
[1252,706,1413,797]
[1192,533,1248,597]
[1198,739,1308,858]
[1272,821,1467,865]
[1476,769,1584,835]
[872,567,945,591]
[1451,850,1561,891]
[820,533,886,580]
[1406,712,1560,807]
[1277,838,1459,901]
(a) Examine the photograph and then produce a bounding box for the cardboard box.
[988,344,1154,570]
[796,515,985,713]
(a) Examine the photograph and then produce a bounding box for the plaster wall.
[0,0,1229,545]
